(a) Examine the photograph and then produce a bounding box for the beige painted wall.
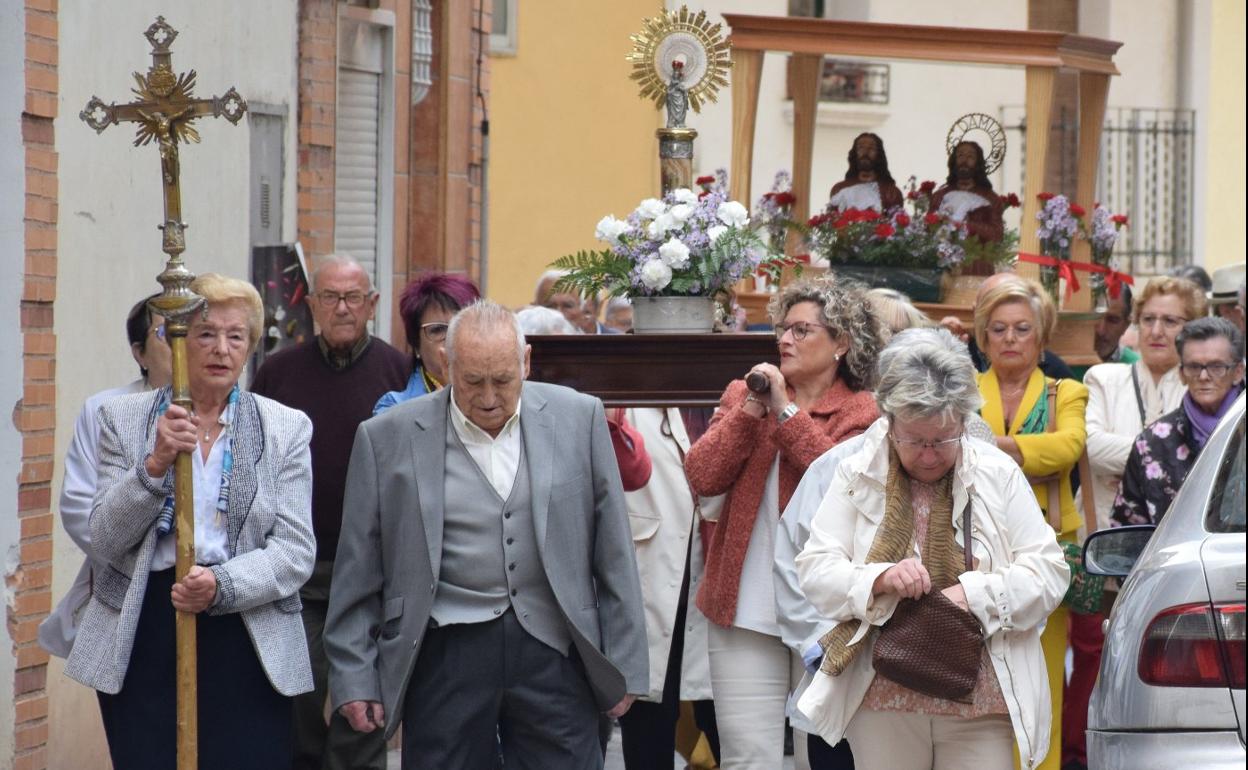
[486,0,662,309]
[49,3,299,767]
[1202,0,1245,271]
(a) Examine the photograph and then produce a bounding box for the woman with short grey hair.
[795,327,1068,770]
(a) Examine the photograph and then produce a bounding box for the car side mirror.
[1083,525,1156,578]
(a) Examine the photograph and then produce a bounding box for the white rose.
[658,237,691,268]
[672,188,698,206]
[707,225,728,245]
[594,215,629,243]
[669,203,694,223]
[636,197,667,220]
[647,212,680,239]
[716,200,750,228]
[639,257,673,291]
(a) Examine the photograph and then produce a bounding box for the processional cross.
[80,16,247,770]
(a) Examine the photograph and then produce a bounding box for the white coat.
[1082,362,1184,530]
[624,407,713,702]
[794,418,1069,769]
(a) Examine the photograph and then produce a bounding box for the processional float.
[80,17,247,770]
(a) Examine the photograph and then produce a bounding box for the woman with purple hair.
[373,272,481,414]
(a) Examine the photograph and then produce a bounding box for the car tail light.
[1138,602,1245,688]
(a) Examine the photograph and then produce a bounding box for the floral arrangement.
[803,176,1019,271]
[1035,192,1085,300]
[551,185,789,299]
[1083,203,1129,306]
[755,170,797,253]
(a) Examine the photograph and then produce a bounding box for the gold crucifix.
[79,16,246,770]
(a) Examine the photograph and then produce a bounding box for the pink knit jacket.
[686,378,879,627]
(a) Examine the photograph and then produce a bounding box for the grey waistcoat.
[432,422,571,654]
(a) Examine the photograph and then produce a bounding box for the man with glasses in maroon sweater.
[251,254,409,770]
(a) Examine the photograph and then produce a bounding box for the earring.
[833,353,840,361]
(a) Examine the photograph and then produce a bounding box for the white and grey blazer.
[64,388,316,697]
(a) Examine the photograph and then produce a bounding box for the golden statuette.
[628,6,730,194]
[627,5,731,114]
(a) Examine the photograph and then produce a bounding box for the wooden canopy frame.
[723,14,1122,325]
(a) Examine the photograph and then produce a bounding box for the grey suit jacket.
[325,381,648,738]
[64,389,316,697]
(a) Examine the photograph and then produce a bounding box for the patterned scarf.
[818,447,959,676]
[154,385,239,536]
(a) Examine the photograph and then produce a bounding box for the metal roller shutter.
[334,67,381,284]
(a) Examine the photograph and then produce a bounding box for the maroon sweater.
[685,378,878,627]
[250,337,410,561]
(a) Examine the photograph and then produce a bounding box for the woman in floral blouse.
[1112,317,1244,526]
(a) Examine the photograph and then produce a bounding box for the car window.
[1205,416,1245,534]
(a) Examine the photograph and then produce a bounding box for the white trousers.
[845,708,1014,770]
[707,624,811,770]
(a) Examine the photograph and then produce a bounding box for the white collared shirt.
[448,391,523,500]
[151,413,232,571]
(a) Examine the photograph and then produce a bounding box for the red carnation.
[863,209,881,222]
[807,214,827,228]
[773,191,796,207]
[924,212,941,226]
[1005,192,1021,208]
[906,190,918,200]
[1070,203,1087,217]
[1111,214,1129,227]
[919,180,936,194]
[695,175,715,186]
[895,212,911,228]
[1037,191,1055,202]
[874,223,895,239]
[834,215,852,230]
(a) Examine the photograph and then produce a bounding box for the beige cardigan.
[1082,362,1185,530]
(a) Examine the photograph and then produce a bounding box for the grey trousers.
[292,560,387,770]
[402,610,602,770]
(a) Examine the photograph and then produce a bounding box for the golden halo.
[946,113,1007,175]
[626,6,731,113]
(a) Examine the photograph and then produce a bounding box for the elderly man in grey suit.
[325,300,648,769]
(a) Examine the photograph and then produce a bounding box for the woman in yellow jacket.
[974,276,1087,770]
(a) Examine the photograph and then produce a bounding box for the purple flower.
[1176,444,1189,461]
[1151,421,1172,438]
[1136,438,1149,454]
[1144,461,1163,480]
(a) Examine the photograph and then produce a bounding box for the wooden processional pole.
[80,17,247,770]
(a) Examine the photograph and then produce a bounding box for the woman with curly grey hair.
[795,328,1068,770]
[683,276,881,769]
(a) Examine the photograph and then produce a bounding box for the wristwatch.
[777,402,800,425]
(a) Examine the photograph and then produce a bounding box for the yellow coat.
[978,367,1089,536]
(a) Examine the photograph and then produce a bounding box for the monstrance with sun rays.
[627,6,731,194]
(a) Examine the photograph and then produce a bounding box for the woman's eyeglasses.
[1139,313,1186,332]
[1180,361,1234,379]
[421,322,449,342]
[775,321,831,342]
[889,432,963,452]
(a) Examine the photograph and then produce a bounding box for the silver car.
[1083,393,1245,769]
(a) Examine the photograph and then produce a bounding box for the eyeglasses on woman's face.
[774,320,831,342]
[1180,361,1235,379]
[889,431,963,453]
[1139,313,1187,332]
[421,322,449,342]
[986,322,1034,341]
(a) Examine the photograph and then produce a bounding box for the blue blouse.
[373,366,433,415]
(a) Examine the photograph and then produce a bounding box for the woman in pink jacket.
[684,276,881,769]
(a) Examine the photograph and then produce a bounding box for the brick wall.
[298,0,337,259]
[13,0,57,767]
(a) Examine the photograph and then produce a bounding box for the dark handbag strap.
[962,497,973,573]
[1130,363,1147,426]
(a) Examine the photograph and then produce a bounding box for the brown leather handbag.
[872,500,984,703]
